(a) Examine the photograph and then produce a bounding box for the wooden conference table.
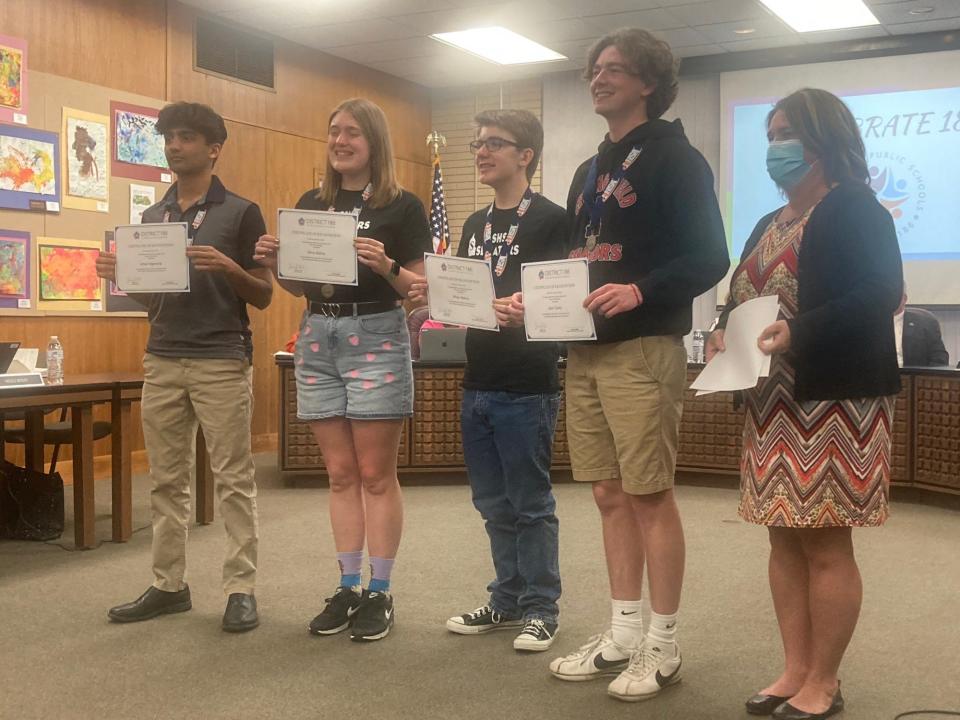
[0,373,213,549]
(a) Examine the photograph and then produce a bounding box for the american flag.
[429,156,450,254]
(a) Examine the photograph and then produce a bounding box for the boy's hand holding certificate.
[276,208,359,285]
[423,253,498,331]
[521,258,596,341]
[114,222,191,293]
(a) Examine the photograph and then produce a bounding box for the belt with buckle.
[307,299,400,318]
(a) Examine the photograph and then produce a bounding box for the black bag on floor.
[0,459,65,541]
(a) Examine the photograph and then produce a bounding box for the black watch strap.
[390,259,401,276]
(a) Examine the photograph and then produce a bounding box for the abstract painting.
[111,101,169,182]
[0,125,59,210]
[61,108,110,211]
[0,35,27,123]
[0,45,22,110]
[38,244,101,301]
[0,230,30,309]
[129,183,155,224]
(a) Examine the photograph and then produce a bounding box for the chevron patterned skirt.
[739,356,896,528]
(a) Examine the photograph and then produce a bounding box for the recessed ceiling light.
[758,0,880,32]
[908,7,935,14]
[734,28,757,35]
[430,27,566,65]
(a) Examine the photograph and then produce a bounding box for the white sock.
[646,610,678,654]
[610,599,644,652]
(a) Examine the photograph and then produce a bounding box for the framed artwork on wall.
[110,100,171,182]
[0,229,31,309]
[61,107,110,212]
[0,34,28,125]
[0,124,59,211]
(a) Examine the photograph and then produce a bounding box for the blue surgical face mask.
[766,139,811,190]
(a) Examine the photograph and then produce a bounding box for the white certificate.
[521,258,596,341]
[277,208,358,285]
[424,253,498,332]
[114,222,190,293]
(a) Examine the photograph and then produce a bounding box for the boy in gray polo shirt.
[96,102,273,632]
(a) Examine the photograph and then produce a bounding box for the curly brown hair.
[583,28,679,119]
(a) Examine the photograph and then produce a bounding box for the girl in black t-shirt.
[255,98,431,642]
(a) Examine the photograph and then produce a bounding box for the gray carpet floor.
[1,455,958,720]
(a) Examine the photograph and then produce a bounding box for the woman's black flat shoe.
[771,687,844,719]
[746,693,792,715]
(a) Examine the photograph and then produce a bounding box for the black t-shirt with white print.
[457,194,568,394]
[295,187,432,304]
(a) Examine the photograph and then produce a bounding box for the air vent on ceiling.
[195,16,275,90]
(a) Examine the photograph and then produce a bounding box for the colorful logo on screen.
[868,152,925,238]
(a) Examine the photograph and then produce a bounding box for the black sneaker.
[350,591,394,642]
[309,585,364,635]
[446,604,524,635]
[513,617,558,652]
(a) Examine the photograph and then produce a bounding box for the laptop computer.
[0,342,21,374]
[419,328,467,363]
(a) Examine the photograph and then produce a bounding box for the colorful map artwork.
[0,238,27,296]
[38,245,101,301]
[0,135,55,193]
[0,45,22,110]
[116,110,168,169]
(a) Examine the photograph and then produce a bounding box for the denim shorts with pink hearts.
[294,307,413,420]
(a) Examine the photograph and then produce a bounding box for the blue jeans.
[460,389,562,623]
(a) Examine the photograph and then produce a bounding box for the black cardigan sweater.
[718,183,903,402]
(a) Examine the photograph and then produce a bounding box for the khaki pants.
[141,354,258,595]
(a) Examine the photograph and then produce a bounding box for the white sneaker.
[548,630,633,681]
[607,642,682,702]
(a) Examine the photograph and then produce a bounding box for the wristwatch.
[390,259,401,277]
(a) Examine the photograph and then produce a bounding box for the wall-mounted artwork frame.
[62,107,110,212]
[0,124,60,211]
[110,100,171,182]
[0,34,28,125]
[35,237,103,312]
[0,229,30,309]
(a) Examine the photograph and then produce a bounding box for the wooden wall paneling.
[165,0,431,160]
[0,0,167,99]
[395,159,432,209]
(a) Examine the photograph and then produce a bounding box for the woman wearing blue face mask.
[706,89,902,720]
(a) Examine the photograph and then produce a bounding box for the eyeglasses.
[590,63,636,80]
[469,137,521,154]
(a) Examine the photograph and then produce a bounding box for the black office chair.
[0,408,112,474]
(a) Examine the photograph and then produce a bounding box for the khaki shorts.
[565,335,686,495]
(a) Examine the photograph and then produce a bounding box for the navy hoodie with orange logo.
[566,118,729,343]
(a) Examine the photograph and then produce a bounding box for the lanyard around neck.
[483,186,535,277]
[581,146,642,241]
[330,182,373,215]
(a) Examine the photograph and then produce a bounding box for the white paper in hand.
[691,295,780,396]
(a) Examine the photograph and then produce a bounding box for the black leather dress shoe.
[746,693,792,715]
[108,586,192,623]
[222,593,259,633]
[772,687,844,719]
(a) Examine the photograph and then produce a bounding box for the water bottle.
[46,336,64,385]
[691,330,706,364]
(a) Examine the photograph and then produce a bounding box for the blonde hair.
[319,98,401,209]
